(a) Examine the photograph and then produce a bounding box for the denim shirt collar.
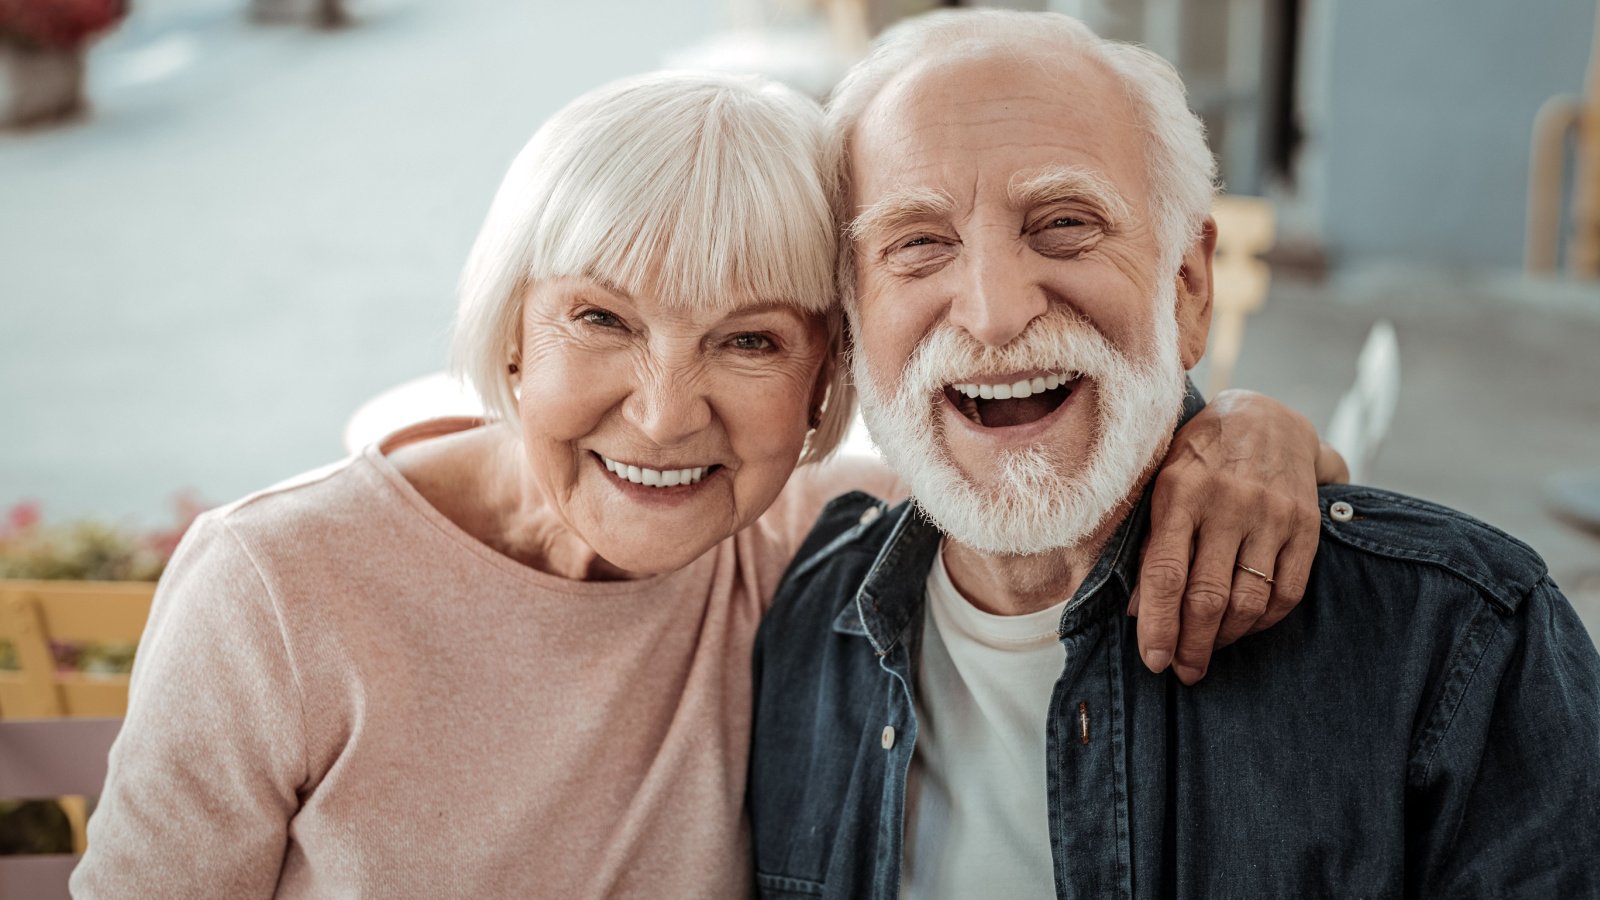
[835,378,1207,650]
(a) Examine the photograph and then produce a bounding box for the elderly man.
[746,9,1600,899]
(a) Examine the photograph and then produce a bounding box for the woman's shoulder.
[211,452,398,543]
[182,449,446,597]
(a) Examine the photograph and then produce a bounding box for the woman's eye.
[579,309,622,328]
[729,332,775,352]
[902,236,936,248]
[1050,216,1086,228]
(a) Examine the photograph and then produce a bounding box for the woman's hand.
[1130,389,1347,684]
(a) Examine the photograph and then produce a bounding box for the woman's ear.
[1175,216,1218,370]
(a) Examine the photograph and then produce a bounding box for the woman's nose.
[622,367,713,446]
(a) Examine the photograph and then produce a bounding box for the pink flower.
[145,491,209,563]
[7,500,41,532]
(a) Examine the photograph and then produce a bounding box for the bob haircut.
[826,9,1218,303]
[451,71,853,464]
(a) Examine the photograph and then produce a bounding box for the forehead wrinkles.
[853,52,1149,201]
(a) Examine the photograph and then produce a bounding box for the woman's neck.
[387,425,633,582]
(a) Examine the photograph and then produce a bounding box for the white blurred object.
[663,25,856,99]
[838,412,881,461]
[1324,321,1400,484]
[343,372,484,454]
[107,33,197,88]
[663,0,869,100]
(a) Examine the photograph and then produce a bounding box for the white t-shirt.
[901,543,1070,899]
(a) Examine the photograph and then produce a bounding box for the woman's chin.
[590,535,724,579]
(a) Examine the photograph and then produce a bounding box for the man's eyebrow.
[1008,165,1131,228]
[845,186,958,244]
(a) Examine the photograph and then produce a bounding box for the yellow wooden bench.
[0,580,153,856]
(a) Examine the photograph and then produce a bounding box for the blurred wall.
[1306,0,1594,270]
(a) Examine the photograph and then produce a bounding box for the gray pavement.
[3,0,1598,638]
[2,0,717,520]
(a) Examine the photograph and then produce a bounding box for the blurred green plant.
[0,800,71,854]
[0,495,203,582]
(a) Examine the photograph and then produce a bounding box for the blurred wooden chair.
[1526,0,1600,278]
[0,581,151,719]
[0,717,122,900]
[1208,195,1277,396]
[0,580,151,857]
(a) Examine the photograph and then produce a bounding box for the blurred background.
[2,0,1598,636]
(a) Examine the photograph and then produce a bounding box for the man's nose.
[947,245,1049,348]
[623,365,713,446]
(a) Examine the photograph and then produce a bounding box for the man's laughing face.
[844,49,1211,555]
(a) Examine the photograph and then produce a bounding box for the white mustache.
[893,313,1130,399]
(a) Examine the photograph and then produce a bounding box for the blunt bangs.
[526,76,836,316]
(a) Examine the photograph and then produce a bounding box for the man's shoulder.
[762,491,910,632]
[1315,484,1549,613]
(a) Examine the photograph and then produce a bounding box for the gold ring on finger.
[1236,562,1275,585]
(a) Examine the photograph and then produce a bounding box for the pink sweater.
[73,444,894,898]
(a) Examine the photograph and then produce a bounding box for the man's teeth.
[952,371,1078,400]
[599,455,709,488]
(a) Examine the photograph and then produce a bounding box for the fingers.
[1214,532,1277,648]
[1248,514,1319,636]
[1134,495,1197,674]
[1316,441,1351,485]
[1170,532,1240,685]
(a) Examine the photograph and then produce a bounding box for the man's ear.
[1175,216,1217,370]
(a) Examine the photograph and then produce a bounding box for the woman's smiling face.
[514,276,830,576]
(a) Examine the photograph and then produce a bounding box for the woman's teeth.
[950,371,1078,400]
[599,454,710,488]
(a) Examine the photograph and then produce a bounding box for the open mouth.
[595,452,721,489]
[944,371,1081,428]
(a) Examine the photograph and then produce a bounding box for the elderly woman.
[75,72,1336,897]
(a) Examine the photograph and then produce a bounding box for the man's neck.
[940,473,1152,617]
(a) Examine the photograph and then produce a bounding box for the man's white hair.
[826,8,1219,296]
[451,71,854,463]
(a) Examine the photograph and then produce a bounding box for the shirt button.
[881,725,895,750]
[859,506,882,526]
[1329,501,1355,522]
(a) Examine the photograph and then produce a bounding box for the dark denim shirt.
[748,472,1600,897]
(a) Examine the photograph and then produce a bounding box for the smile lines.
[597,453,713,488]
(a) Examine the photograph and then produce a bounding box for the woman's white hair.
[451,70,854,463]
[826,8,1219,298]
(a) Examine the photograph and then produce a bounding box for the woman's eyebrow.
[716,300,813,323]
[846,186,957,244]
[1008,165,1131,227]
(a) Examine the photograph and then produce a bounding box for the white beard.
[851,284,1188,556]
